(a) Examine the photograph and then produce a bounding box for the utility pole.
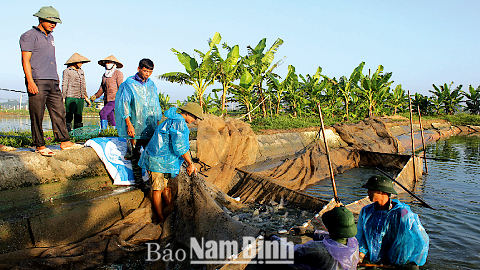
[19,94,22,110]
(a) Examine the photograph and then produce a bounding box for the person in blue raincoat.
[139,102,203,222]
[115,58,162,160]
[356,175,429,268]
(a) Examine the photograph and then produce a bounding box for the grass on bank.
[2,112,480,148]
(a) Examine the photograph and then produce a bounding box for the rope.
[0,88,27,94]
[235,95,270,120]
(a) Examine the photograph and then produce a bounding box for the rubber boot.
[100,120,108,131]
[73,123,83,130]
[66,123,72,132]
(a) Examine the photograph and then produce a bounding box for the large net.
[5,116,409,269]
[196,114,259,192]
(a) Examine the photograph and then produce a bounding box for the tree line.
[158,32,480,122]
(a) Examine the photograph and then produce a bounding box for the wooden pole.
[376,167,435,210]
[418,105,428,174]
[408,91,417,182]
[317,103,340,203]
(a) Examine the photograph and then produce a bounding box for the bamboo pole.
[418,105,428,174]
[376,167,435,210]
[317,103,340,203]
[407,91,417,182]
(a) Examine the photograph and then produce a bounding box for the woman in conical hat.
[62,53,90,131]
[90,55,124,130]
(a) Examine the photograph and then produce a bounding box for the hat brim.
[65,60,90,65]
[363,184,398,195]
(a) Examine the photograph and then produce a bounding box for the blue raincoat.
[356,199,429,266]
[114,75,162,139]
[139,107,190,175]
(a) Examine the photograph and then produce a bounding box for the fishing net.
[69,125,100,140]
[195,114,259,192]
[5,116,413,269]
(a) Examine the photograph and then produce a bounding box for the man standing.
[356,175,429,268]
[20,6,82,156]
[115,58,162,160]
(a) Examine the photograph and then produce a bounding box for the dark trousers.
[65,97,84,127]
[28,79,70,147]
[99,101,116,126]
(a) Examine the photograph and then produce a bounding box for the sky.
[1,0,480,103]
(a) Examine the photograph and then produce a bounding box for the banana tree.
[279,65,306,117]
[335,62,365,121]
[298,67,331,116]
[464,85,480,115]
[159,32,221,108]
[158,92,172,111]
[358,65,393,117]
[430,82,463,115]
[244,38,284,117]
[319,80,341,118]
[412,93,433,116]
[388,84,407,115]
[266,65,300,115]
[229,71,262,122]
[212,43,242,114]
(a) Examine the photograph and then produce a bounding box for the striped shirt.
[61,66,86,99]
[93,69,123,103]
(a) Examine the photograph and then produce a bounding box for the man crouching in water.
[139,102,203,222]
[356,175,429,269]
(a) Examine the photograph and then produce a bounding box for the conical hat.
[64,53,90,65]
[98,55,123,69]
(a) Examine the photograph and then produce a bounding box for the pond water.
[0,115,100,132]
[304,135,480,269]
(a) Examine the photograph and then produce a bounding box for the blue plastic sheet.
[356,199,429,266]
[114,76,162,139]
[139,107,190,175]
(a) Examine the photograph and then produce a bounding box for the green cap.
[322,206,357,239]
[33,6,62,24]
[179,102,203,120]
[362,175,398,195]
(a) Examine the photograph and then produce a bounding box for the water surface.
[0,115,100,132]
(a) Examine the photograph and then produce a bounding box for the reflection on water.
[0,115,100,132]
[305,135,480,270]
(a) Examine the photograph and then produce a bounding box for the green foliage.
[411,93,434,116]
[430,82,464,115]
[158,92,173,112]
[442,113,480,126]
[212,43,242,112]
[158,33,480,128]
[463,85,480,115]
[250,114,344,132]
[159,32,221,108]
[358,65,394,117]
[335,62,364,121]
[388,84,407,115]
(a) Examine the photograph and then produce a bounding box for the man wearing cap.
[20,6,82,156]
[356,175,429,268]
[62,53,91,131]
[139,102,203,222]
[90,55,124,130]
[270,206,360,270]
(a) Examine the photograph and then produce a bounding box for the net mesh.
[69,125,100,140]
